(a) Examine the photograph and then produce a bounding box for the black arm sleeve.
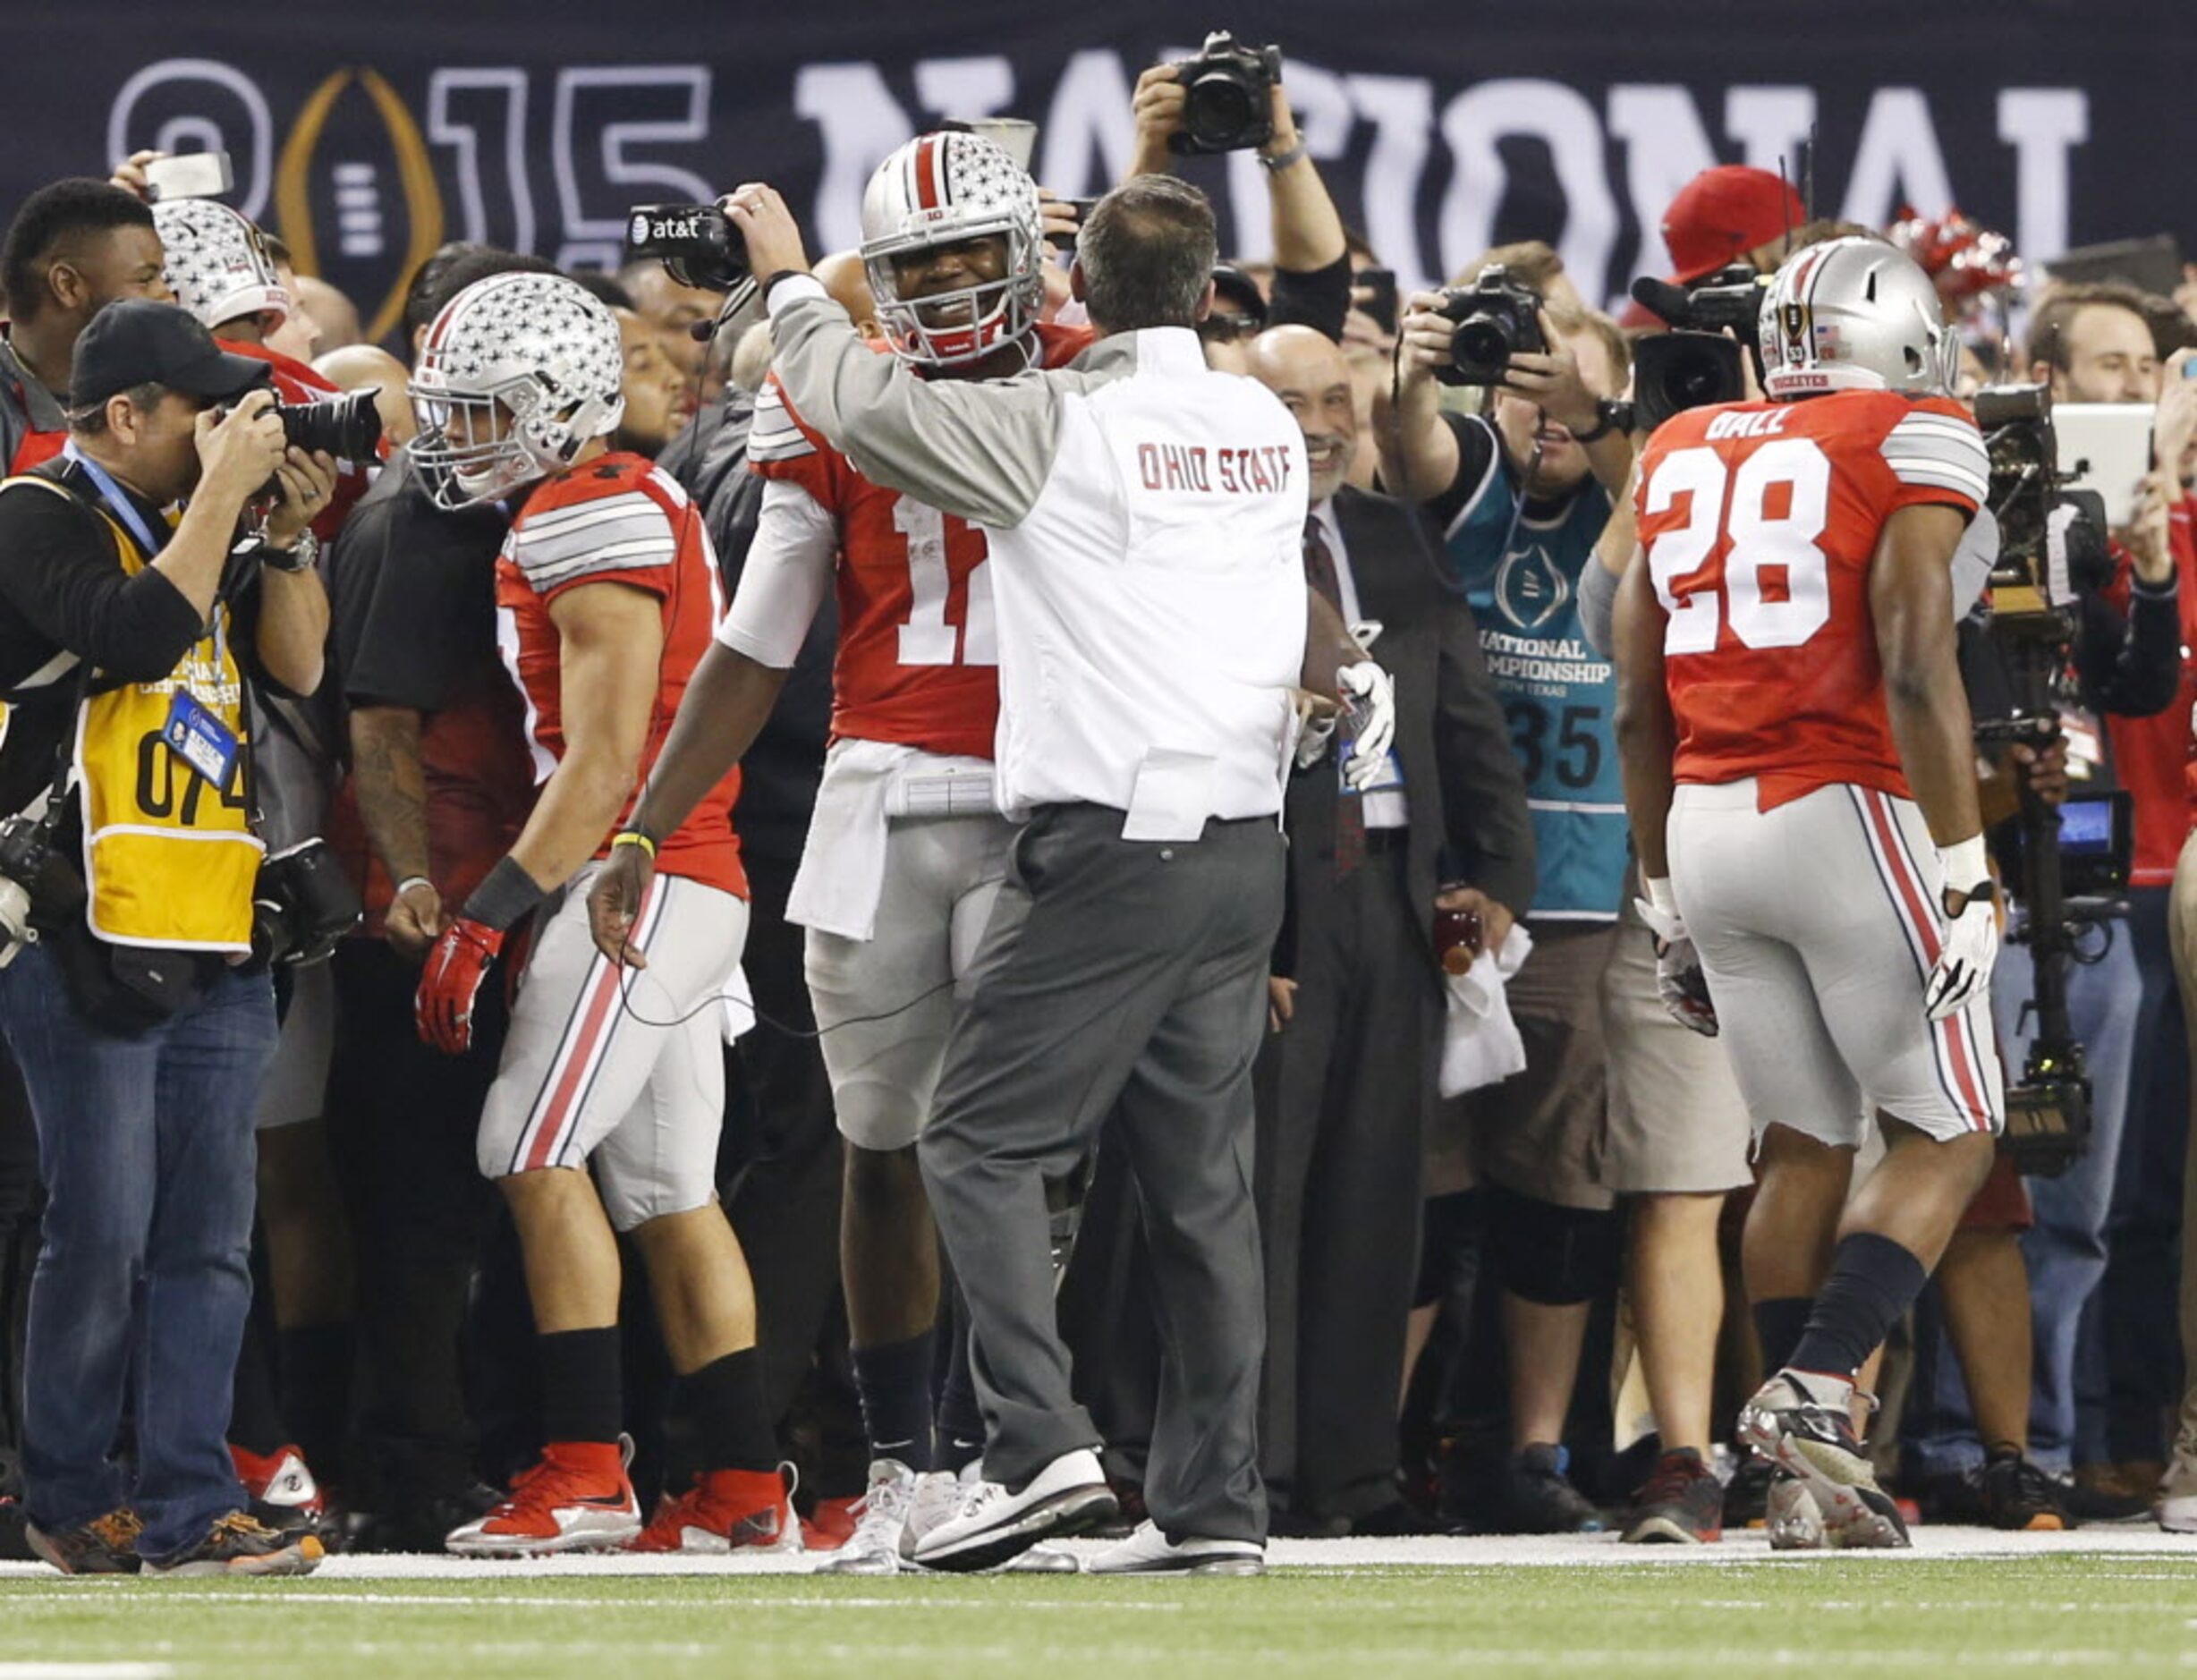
[1267,252,1352,343]
[1415,412,1501,531]
[1434,588,1537,916]
[2074,572,2183,719]
[0,486,202,685]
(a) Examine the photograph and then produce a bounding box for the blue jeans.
[1904,928,2139,1477]
[2101,887,2189,1462]
[0,942,276,1560]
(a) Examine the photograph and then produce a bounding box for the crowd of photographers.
[0,33,2194,1574]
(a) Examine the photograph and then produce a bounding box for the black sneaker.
[1977,1447,2073,1532]
[1478,1443,1603,1535]
[1738,1373,1907,1548]
[141,1511,323,1577]
[26,1508,144,1574]
[1721,1452,1774,1528]
[1622,1447,1723,1543]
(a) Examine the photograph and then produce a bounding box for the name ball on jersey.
[1134,440,1295,496]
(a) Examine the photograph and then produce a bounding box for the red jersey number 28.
[893,496,997,667]
[1644,437,1831,655]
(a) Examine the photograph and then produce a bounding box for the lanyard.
[61,441,166,562]
[60,441,227,673]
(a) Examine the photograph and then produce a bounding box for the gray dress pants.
[920,802,1283,1543]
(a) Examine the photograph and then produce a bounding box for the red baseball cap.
[1662,165,1805,283]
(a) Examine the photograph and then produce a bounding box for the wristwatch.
[258,529,318,574]
[1569,397,1634,445]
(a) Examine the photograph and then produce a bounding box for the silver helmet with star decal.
[1758,235,1957,402]
[152,199,291,337]
[409,272,625,508]
[860,131,1046,368]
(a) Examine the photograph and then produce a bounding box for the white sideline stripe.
[0,1667,174,1678]
[2,1525,2191,1585]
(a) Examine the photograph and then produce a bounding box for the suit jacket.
[1278,483,1534,984]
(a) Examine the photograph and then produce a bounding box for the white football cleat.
[816,1460,920,1575]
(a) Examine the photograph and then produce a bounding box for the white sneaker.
[816,1460,920,1575]
[1086,1520,1263,1576]
[910,1448,1116,1573]
[900,1469,963,1560]
[2157,1444,2197,1532]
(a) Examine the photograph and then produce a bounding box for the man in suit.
[1244,326,1535,1529]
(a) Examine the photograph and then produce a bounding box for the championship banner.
[9,0,2190,340]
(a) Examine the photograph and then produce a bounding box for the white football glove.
[1336,660,1395,792]
[1635,879,1718,1038]
[1924,836,1998,1022]
[1294,705,1339,770]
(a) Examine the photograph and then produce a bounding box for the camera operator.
[1969,287,2186,1504]
[1,179,170,472]
[1125,45,1352,344]
[2026,293,2197,1493]
[1376,279,1637,1531]
[0,298,331,1575]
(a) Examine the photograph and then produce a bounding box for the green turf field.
[5,1554,2197,1679]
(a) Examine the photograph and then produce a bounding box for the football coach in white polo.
[703,173,1394,1576]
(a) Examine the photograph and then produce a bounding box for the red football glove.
[416,917,505,1055]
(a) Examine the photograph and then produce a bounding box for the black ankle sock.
[538,1328,622,1446]
[277,1322,353,1476]
[1788,1233,1929,1380]
[1751,1296,1814,1379]
[851,1330,936,1472]
[229,1319,286,1456]
[936,1321,985,1475]
[683,1347,781,1473]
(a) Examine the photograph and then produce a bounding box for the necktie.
[1303,515,1363,879]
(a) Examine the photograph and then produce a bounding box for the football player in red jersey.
[151,199,371,542]
[404,272,793,1557]
[590,132,1089,1573]
[1613,237,2004,1548]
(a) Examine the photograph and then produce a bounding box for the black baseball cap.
[69,298,271,412]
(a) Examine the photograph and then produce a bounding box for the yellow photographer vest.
[2,475,261,952]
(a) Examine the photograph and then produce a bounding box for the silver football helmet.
[153,199,291,336]
[861,131,1045,368]
[409,273,625,509]
[1758,236,1958,402]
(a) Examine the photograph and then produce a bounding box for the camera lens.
[1183,74,1259,148]
[278,389,385,461]
[1660,343,1728,410]
[1452,316,1515,376]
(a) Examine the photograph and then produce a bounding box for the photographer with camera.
[2019,285,2197,1502]
[1376,270,1640,1532]
[1954,289,2185,1507]
[1125,36,1352,344]
[0,297,331,1575]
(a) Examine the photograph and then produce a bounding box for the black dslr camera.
[625,204,750,293]
[1431,266,1545,386]
[1627,265,1771,432]
[250,838,361,970]
[1967,382,2116,1176]
[273,389,383,461]
[0,811,52,966]
[1167,31,1282,156]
